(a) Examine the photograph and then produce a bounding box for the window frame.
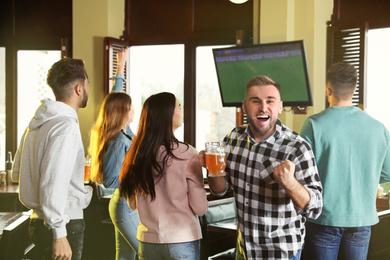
[5,39,68,154]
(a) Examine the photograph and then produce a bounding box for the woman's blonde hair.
[88,92,132,184]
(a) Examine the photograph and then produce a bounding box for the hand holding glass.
[205,142,226,177]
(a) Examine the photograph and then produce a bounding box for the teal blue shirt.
[300,106,390,227]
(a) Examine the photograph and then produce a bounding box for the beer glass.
[84,155,91,183]
[205,141,226,177]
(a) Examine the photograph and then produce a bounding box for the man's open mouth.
[256,115,270,122]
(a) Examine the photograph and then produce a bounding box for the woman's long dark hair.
[119,92,187,202]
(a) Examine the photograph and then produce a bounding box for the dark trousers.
[29,219,85,260]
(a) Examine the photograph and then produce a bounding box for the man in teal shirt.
[300,62,390,260]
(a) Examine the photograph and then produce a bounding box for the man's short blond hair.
[245,75,281,98]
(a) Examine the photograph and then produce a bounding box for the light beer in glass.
[205,141,226,177]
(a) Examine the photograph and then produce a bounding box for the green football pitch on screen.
[216,55,309,104]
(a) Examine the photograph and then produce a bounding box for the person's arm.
[111,48,129,92]
[102,139,127,188]
[116,48,128,75]
[186,152,208,216]
[273,160,310,209]
[11,129,29,182]
[52,237,72,260]
[275,141,323,219]
[39,126,82,257]
[198,150,228,194]
[299,118,315,149]
[380,140,390,184]
[40,134,76,238]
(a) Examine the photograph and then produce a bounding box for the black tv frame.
[212,40,313,107]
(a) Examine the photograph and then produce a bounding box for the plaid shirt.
[220,120,322,260]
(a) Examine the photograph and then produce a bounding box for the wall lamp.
[229,0,249,4]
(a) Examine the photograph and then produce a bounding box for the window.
[128,44,185,141]
[366,27,390,130]
[195,46,236,151]
[366,27,390,193]
[17,51,60,144]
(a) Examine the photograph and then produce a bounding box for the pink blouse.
[136,143,208,243]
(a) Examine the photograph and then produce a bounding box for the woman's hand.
[198,150,206,168]
[116,47,129,74]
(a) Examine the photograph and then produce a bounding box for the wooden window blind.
[327,22,368,108]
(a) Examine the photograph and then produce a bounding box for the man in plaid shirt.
[200,76,323,260]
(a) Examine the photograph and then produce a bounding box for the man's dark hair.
[326,62,357,99]
[46,58,88,101]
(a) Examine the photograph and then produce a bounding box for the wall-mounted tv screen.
[212,40,312,107]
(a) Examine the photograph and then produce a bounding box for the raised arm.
[274,143,323,219]
[116,47,129,75]
[273,160,310,209]
[111,47,129,92]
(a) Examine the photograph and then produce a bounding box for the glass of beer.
[84,155,91,183]
[205,141,226,177]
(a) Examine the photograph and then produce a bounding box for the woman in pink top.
[120,92,208,260]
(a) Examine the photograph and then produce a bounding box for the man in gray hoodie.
[12,58,93,260]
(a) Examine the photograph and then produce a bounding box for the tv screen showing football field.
[212,40,312,107]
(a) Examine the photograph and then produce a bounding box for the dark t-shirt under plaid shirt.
[220,120,323,260]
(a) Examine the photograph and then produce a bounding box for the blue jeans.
[109,189,140,260]
[138,240,200,260]
[303,222,371,260]
[29,218,85,260]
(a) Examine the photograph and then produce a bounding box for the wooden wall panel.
[125,0,252,39]
[14,0,72,39]
[193,0,252,32]
[128,0,193,34]
[332,0,390,27]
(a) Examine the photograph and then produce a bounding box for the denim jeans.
[303,222,371,260]
[138,240,200,260]
[29,218,85,260]
[109,189,140,260]
[290,250,302,260]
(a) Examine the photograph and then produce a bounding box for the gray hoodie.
[12,99,92,239]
